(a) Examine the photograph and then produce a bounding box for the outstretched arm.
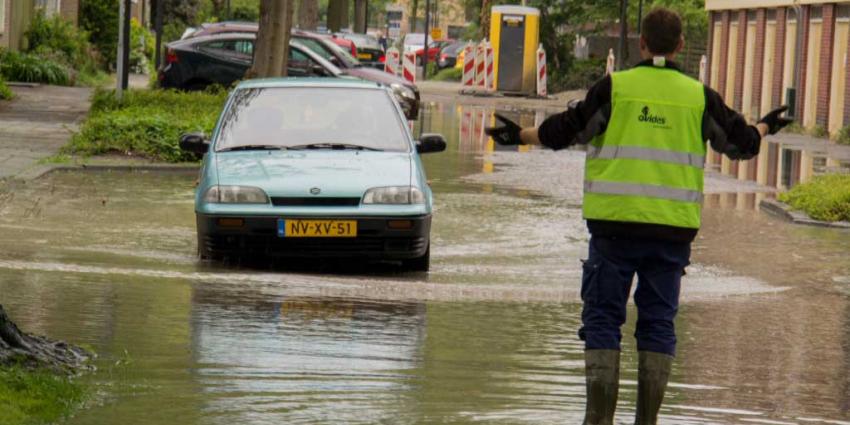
[703,87,791,160]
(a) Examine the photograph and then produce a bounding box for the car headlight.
[203,185,269,204]
[362,186,425,204]
[391,83,416,101]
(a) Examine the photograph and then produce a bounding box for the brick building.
[706,0,850,136]
[0,0,82,51]
[704,0,850,186]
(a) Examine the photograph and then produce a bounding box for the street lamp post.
[423,0,431,80]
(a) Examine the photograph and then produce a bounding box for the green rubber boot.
[635,351,674,425]
[583,349,620,425]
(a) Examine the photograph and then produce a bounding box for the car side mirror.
[416,133,447,154]
[179,133,209,154]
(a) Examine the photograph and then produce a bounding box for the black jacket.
[538,60,762,242]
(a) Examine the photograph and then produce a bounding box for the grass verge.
[0,365,87,425]
[432,67,462,82]
[0,78,12,100]
[65,88,228,162]
[778,174,850,222]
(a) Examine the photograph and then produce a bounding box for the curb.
[759,198,850,229]
[22,163,201,180]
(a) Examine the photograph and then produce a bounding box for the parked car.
[329,35,357,57]
[181,21,258,39]
[414,39,454,65]
[403,33,425,54]
[158,32,420,119]
[335,32,384,68]
[160,34,340,87]
[437,41,466,69]
[180,78,446,270]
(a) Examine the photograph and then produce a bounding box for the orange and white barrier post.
[699,54,707,83]
[402,51,416,83]
[461,43,475,88]
[484,40,495,92]
[536,44,547,97]
[474,40,486,89]
[384,47,400,76]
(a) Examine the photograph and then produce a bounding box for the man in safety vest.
[485,7,791,425]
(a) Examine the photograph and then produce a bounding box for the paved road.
[0,84,91,180]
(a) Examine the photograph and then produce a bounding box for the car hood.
[345,66,415,88]
[214,150,412,197]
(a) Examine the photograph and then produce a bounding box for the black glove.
[485,113,524,146]
[758,105,793,135]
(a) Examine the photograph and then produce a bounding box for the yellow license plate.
[357,53,372,60]
[278,219,357,237]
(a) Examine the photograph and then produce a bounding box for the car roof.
[235,78,383,90]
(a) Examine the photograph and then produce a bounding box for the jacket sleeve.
[703,87,762,160]
[537,76,612,150]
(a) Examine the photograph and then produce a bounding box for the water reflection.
[0,101,847,424]
[708,133,850,190]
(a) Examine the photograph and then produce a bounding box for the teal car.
[180,78,446,271]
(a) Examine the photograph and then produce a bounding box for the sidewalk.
[417,80,583,112]
[0,84,92,180]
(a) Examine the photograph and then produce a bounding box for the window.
[767,9,777,22]
[34,0,60,16]
[200,39,253,59]
[0,1,5,35]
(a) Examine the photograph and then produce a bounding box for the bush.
[432,67,462,82]
[837,125,850,146]
[67,88,229,162]
[551,58,606,91]
[25,10,94,71]
[0,51,71,85]
[0,78,12,100]
[779,174,850,222]
[80,0,119,67]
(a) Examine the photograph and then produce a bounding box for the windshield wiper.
[218,145,285,152]
[288,143,383,151]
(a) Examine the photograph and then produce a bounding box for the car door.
[196,39,253,85]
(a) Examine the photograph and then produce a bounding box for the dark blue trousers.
[578,236,691,356]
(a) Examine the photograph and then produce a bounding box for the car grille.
[270,197,361,207]
[202,234,427,257]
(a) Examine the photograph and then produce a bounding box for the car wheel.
[402,244,430,272]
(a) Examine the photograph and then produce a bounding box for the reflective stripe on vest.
[582,66,707,229]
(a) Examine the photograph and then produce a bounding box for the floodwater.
[0,102,849,424]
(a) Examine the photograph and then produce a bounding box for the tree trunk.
[248,0,273,78]
[480,0,491,39]
[298,0,319,30]
[410,0,419,32]
[0,305,90,371]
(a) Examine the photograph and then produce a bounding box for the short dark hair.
[641,8,683,55]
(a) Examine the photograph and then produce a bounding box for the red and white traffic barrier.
[606,48,615,75]
[384,47,400,76]
[402,51,416,83]
[699,54,707,83]
[474,40,486,88]
[536,44,547,97]
[462,43,475,88]
[484,40,494,91]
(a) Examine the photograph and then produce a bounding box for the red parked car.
[329,35,357,57]
[415,39,454,65]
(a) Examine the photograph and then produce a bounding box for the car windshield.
[294,36,360,67]
[341,33,380,49]
[215,87,409,152]
[444,42,465,55]
[404,33,425,46]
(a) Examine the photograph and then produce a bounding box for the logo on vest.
[638,106,666,125]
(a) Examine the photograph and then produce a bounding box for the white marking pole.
[536,44,547,97]
[485,40,495,92]
[606,48,615,75]
[475,40,486,89]
[384,47,400,76]
[699,54,708,83]
[402,51,416,83]
[461,42,475,88]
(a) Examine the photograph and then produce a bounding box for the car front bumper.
[197,214,431,259]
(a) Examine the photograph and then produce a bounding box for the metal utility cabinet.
[489,5,540,94]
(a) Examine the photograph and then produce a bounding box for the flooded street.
[0,101,849,424]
